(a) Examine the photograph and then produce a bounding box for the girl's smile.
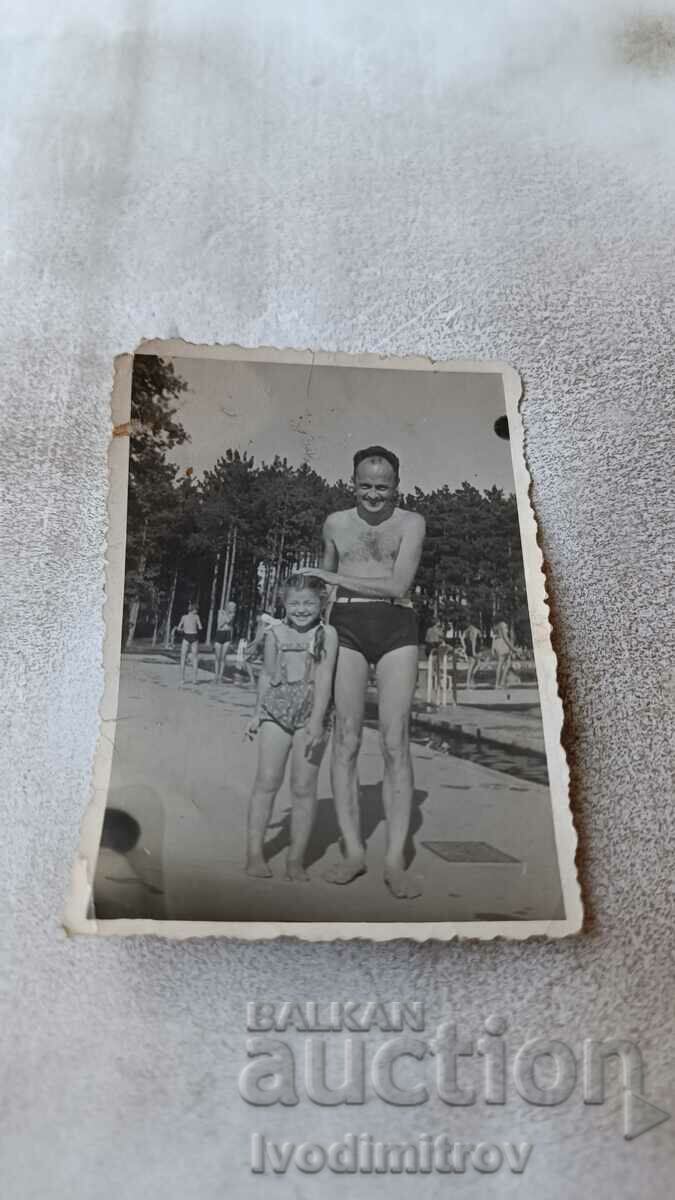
[285,591,321,629]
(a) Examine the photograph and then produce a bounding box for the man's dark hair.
[353,445,400,483]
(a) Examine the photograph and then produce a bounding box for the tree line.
[123,356,531,649]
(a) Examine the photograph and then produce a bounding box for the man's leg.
[324,647,369,885]
[376,645,422,899]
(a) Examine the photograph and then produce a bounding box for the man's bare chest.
[335,519,402,566]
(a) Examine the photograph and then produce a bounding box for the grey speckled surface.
[1,1,673,1196]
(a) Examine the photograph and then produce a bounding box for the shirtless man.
[300,446,426,899]
[177,602,202,686]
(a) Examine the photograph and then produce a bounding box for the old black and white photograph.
[82,345,579,937]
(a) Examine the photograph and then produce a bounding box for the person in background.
[177,602,202,686]
[423,618,446,703]
[213,600,236,682]
[463,621,482,688]
[424,618,445,660]
[491,616,516,689]
[232,634,256,687]
[247,612,282,659]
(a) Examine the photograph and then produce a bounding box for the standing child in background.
[234,612,283,690]
[248,612,282,659]
[232,635,255,687]
[213,601,236,682]
[177,602,202,686]
[245,576,338,882]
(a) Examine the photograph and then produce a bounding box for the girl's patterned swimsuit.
[260,624,330,735]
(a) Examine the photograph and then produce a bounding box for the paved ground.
[94,654,564,924]
[415,691,547,756]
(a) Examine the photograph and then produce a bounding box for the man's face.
[353,459,397,515]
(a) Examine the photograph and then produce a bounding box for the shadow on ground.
[262,783,428,870]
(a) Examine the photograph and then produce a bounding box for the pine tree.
[124,357,189,645]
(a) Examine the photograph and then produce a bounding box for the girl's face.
[284,588,321,630]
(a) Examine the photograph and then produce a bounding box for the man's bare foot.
[246,858,272,878]
[323,856,366,885]
[285,860,309,882]
[383,868,423,899]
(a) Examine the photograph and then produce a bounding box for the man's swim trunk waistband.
[330,601,418,665]
[334,596,414,608]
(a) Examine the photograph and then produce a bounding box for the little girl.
[245,575,338,882]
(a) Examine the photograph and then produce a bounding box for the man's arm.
[307,626,338,735]
[307,513,426,599]
[321,515,338,571]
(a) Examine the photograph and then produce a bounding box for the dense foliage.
[123,358,530,646]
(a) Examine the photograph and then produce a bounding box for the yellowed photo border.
[64,343,582,941]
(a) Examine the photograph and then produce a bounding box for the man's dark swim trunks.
[330,599,418,665]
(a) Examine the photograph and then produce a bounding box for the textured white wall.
[1,1,673,1196]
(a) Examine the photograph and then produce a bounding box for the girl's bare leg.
[246,722,292,877]
[286,730,326,880]
[180,639,188,683]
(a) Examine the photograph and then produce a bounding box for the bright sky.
[162,356,515,495]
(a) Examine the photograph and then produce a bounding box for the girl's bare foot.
[285,860,309,882]
[246,858,272,878]
[323,856,366,885]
